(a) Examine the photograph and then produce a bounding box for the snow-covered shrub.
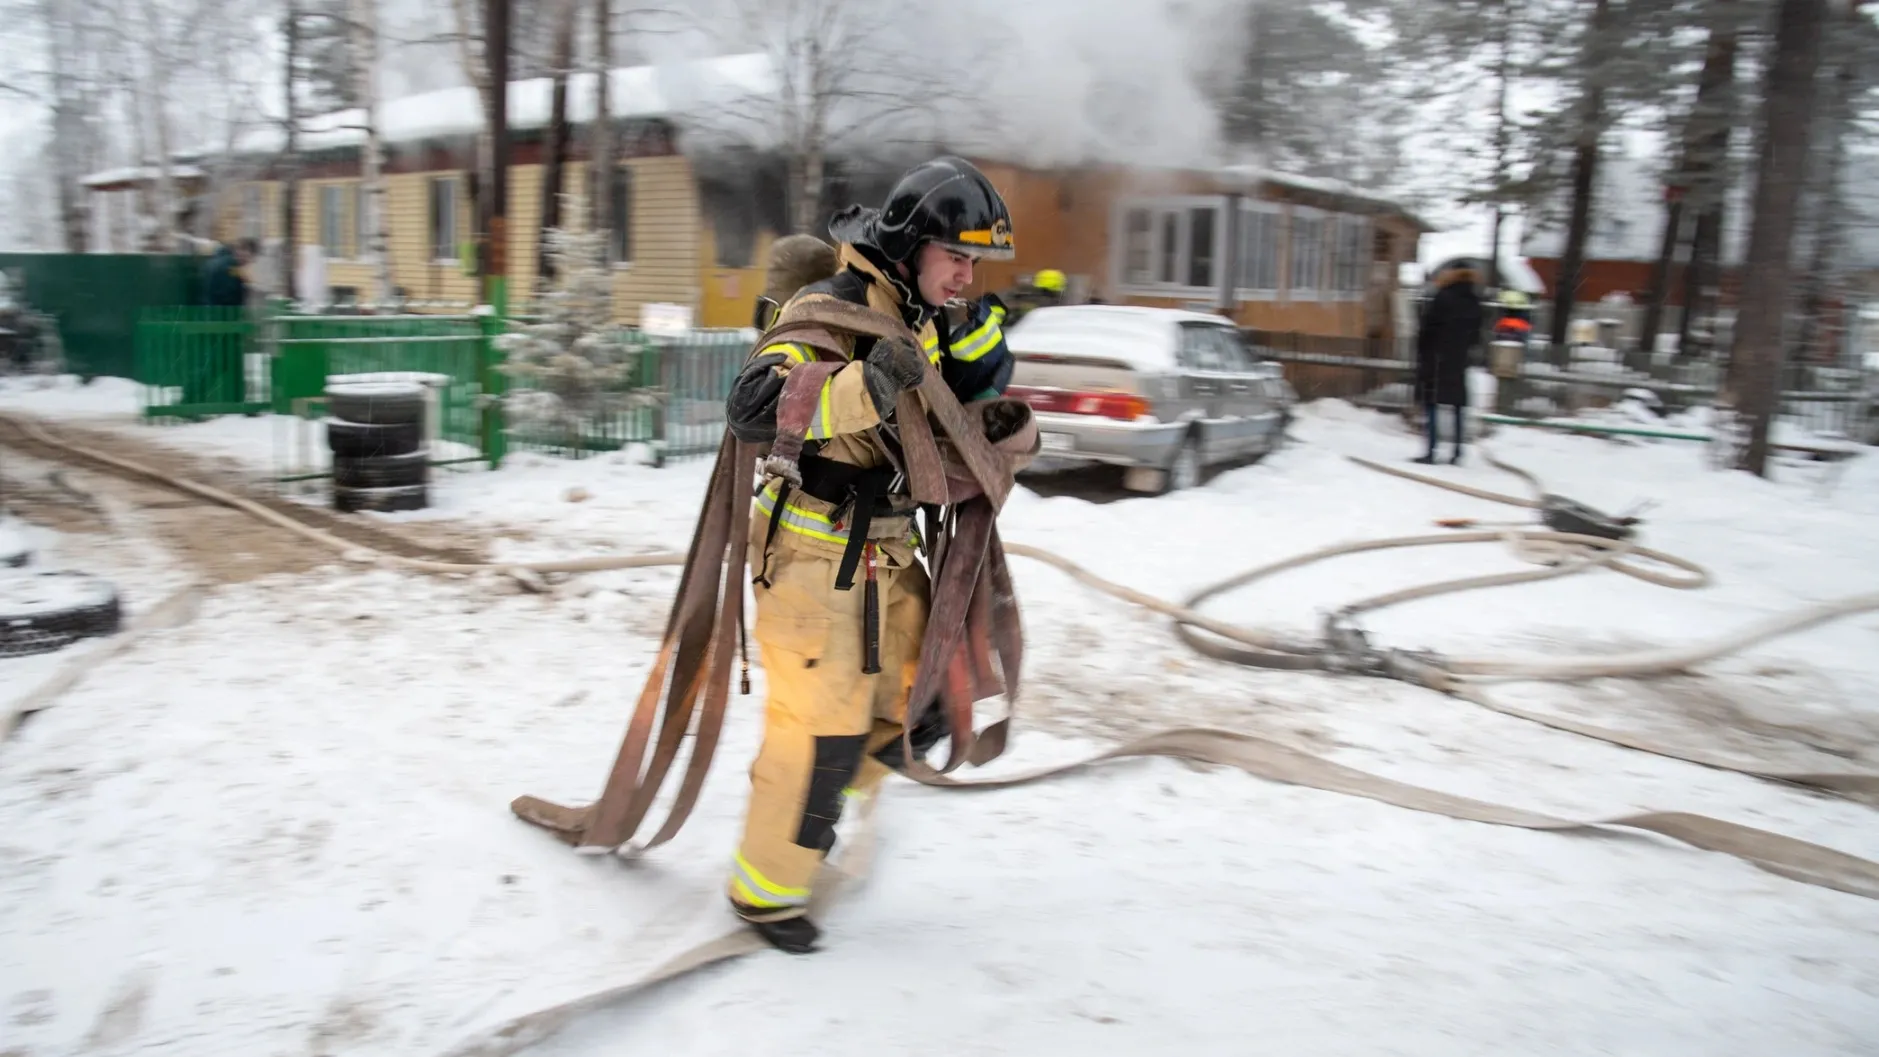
[495,227,661,442]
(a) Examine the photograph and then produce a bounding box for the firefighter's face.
[914,242,976,305]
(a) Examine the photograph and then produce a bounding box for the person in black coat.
[1414,264,1485,464]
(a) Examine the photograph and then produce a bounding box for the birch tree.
[352,0,393,302]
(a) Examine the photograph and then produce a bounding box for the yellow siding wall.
[224,154,704,322]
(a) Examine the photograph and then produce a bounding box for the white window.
[319,184,344,260]
[1122,208,1153,286]
[243,185,264,241]
[1237,204,1281,294]
[354,182,370,260]
[1332,215,1369,295]
[1113,196,1227,294]
[1288,210,1326,297]
[429,176,457,263]
[607,167,633,265]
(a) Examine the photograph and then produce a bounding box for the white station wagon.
[1002,305,1294,493]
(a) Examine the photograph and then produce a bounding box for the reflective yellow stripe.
[756,483,851,544]
[951,319,1004,363]
[806,376,836,440]
[732,852,809,908]
[764,342,813,364]
[755,483,918,549]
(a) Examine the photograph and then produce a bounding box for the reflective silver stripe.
[756,483,918,547]
[756,484,850,545]
[806,376,836,440]
[732,852,809,908]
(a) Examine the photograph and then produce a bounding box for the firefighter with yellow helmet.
[998,267,1068,325]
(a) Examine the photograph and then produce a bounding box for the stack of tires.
[326,381,430,513]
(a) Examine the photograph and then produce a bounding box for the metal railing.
[133,304,760,469]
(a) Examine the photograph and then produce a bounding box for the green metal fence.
[270,313,492,459]
[0,252,202,380]
[131,304,757,469]
[503,329,752,461]
[136,306,267,418]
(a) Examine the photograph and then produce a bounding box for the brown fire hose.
[3,411,1877,1057]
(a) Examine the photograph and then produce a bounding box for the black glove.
[861,336,929,418]
[866,335,928,391]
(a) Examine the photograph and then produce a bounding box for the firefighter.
[1493,289,1534,348]
[999,266,1067,325]
[723,156,1017,954]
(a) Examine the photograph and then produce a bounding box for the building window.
[319,184,344,260]
[1289,212,1326,296]
[354,182,370,260]
[1237,205,1281,293]
[1122,209,1153,285]
[243,185,263,241]
[429,177,457,263]
[607,167,633,265]
[1332,216,1369,294]
[1157,213,1179,284]
[1187,208,1217,289]
[1114,197,1226,293]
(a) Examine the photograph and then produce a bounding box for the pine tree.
[495,226,662,448]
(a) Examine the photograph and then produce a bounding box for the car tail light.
[1006,386,1149,422]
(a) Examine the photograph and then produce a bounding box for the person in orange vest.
[1492,289,1534,351]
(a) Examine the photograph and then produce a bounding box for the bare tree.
[536,0,578,292]
[1640,1,1748,364]
[588,0,614,242]
[589,0,614,241]
[1545,0,1617,362]
[352,0,393,301]
[1789,2,1874,366]
[1732,0,1831,477]
[710,0,973,234]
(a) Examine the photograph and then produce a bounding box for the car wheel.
[1162,434,1203,494]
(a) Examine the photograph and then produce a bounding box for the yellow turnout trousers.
[728,490,928,922]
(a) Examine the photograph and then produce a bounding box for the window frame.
[607,165,634,267]
[1111,194,1229,299]
[428,176,458,265]
[353,181,371,262]
[1287,206,1328,300]
[242,184,263,241]
[1235,201,1283,300]
[318,183,345,261]
[1331,214,1370,298]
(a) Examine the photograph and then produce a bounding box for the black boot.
[749,915,822,954]
[1448,449,1464,465]
[1411,454,1437,465]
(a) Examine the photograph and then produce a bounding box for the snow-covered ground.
[2,384,1878,1056]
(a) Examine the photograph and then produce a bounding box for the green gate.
[0,252,202,381]
[135,306,267,418]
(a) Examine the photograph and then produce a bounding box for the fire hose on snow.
[3,410,1879,1056]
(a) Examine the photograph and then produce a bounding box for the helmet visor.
[944,216,1016,260]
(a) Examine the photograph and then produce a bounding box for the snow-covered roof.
[1219,165,1433,229]
[220,53,778,158]
[81,165,207,189]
